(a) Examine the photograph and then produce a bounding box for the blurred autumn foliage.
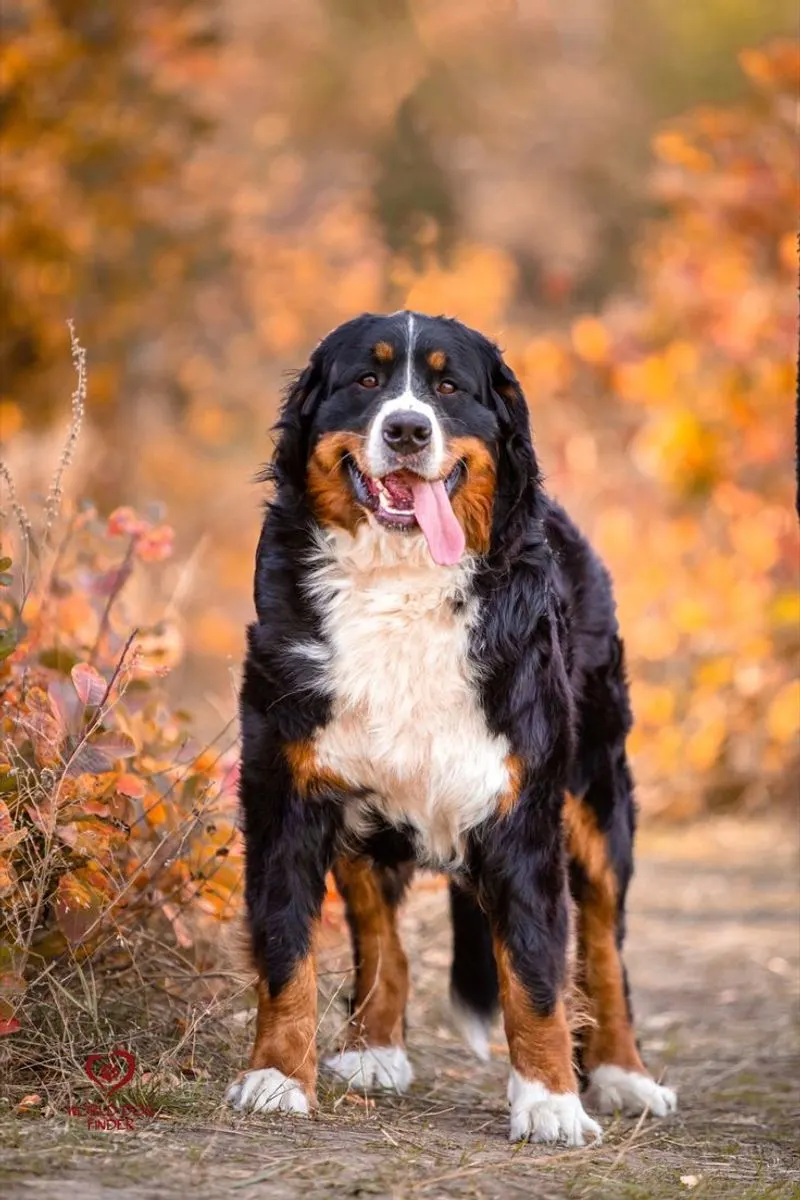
[1,340,242,1041]
[0,0,797,1032]
[0,510,242,1037]
[527,42,799,817]
[0,0,221,440]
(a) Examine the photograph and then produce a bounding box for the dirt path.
[2,818,798,1199]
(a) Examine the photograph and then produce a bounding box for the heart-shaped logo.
[84,1048,136,1094]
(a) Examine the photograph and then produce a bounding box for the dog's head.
[271,312,542,565]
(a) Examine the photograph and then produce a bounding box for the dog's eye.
[358,373,379,389]
[437,380,457,395]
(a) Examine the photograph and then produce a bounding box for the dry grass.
[1,327,243,1119]
[1,817,798,1200]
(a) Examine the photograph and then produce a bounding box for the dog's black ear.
[267,350,325,495]
[483,344,543,564]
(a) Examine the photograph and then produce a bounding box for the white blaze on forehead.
[366,312,445,475]
[405,311,416,391]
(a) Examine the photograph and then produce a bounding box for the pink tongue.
[410,479,466,566]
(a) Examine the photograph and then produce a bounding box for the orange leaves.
[0,857,17,901]
[653,131,712,174]
[107,507,175,563]
[53,867,114,945]
[632,410,720,495]
[116,773,145,799]
[2,494,244,991]
[400,244,518,333]
[136,526,175,563]
[71,663,107,707]
[521,42,798,817]
[739,42,800,92]
[778,233,797,273]
[571,318,610,366]
[106,508,147,538]
[520,338,573,395]
[131,621,184,677]
[767,683,800,746]
[58,818,125,859]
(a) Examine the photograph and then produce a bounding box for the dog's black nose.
[382,411,432,455]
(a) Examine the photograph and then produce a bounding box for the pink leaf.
[71,664,107,707]
[107,507,148,538]
[48,679,83,735]
[64,743,114,777]
[162,902,193,948]
[135,525,174,563]
[91,732,137,759]
[0,1018,21,1036]
[116,773,145,799]
[221,761,240,796]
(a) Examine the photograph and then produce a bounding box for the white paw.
[323,1046,414,1093]
[226,1067,310,1115]
[585,1065,677,1118]
[451,1000,493,1063]
[507,1069,603,1146]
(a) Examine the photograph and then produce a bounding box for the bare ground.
[1,817,798,1200]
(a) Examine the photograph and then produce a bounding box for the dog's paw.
[450,999,493,1063]
[507,1070,603,1146]
[226,1068,310,1115]
[584,1065,677,1118]
[323,1046,414,1093]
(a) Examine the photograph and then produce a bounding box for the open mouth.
[345,457,465,532]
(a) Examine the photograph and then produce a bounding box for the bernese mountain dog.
[226,311,677,1145]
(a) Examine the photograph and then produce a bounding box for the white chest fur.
[299,525,511,860]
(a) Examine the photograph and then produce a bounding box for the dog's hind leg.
[567,641,677,1118]
[323,855,415,1093]
[449,880,498,1061]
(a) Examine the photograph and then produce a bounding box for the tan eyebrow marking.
[427,349,447,371]
[373,341,395,363]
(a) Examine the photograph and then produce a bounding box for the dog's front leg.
[226,703,340,1116]
[477,785,602,1147]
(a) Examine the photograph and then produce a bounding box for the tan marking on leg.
[373,341,395,363]
[446,435,496,555]
[564,792,645,1073]
[249,941,318,1100]
[427,349,447,371]
[307,431,366,533]
[335,856,409,1048]
[497,753,525,817]
[494,939,577,1093]
[284,739,349,798]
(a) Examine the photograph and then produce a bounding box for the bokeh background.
[2,12,799,1187]
[2,0,797,829]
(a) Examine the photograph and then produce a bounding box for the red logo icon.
[84,1048,136,1095]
